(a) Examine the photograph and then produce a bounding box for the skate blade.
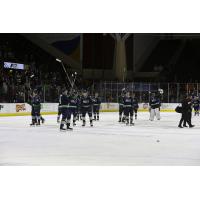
[60,129,66,131]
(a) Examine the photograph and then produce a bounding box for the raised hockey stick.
[56,58,73,87]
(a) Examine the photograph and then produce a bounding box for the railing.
[0,82,199,103]
[0,84,62,103]
[92,82,200,103]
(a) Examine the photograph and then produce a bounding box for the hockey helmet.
[82,89,88,97]
[95,92,99,97]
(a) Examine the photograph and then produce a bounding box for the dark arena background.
[1,33,200,165]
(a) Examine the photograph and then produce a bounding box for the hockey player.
[30,90,41,126]
[156,89,163,112]
[57,93,62,123]
[123,91,134,125]
[149,93,161,121]
[193,96,200,116]
[60,89,73,131]
[92,92,101,121]
[132,93,139,120]
[68,91,79,126]
[76,91,82,121]
[118,90,125,122]
[80,90,93,127]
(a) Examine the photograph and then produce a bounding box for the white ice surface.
[0,112,200,165]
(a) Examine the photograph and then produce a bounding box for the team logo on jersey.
[16,104,26,112]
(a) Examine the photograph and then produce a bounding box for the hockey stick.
[56,58,73,87]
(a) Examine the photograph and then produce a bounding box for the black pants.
[60,108,71,129]
[31,107,41,123]
[134,108,138,115]
[179,112,192,126]
[82,107,92,118]
[93,105,100,114]
[187,112,192,125]
[194,106,199,111]
[124,107,133,118]
[194,106,199,115]
[61,108,71,120]
[119,106,124,116]
[58,106,62,115]
[31,107,40,118]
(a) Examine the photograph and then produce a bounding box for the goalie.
[149,92,161,121]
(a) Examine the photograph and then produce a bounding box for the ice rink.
[1,112,200,166]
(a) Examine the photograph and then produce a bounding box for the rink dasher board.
[0,109,179,117]
[0,102,180,116]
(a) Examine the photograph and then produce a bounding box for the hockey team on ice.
[28,86,198,131]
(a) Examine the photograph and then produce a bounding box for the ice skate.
[67,123,73,131]
[82,120,86,127]
[41,117,45,124]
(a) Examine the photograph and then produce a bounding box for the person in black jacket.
[178,96,194,128]
[118,92,125,122]
[186,95,194,127]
